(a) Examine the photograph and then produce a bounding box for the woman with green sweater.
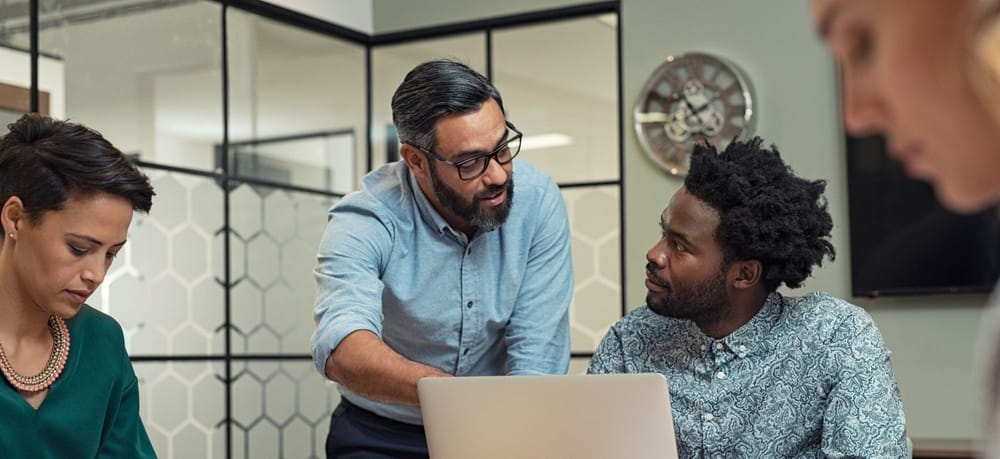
[0,113,156,458]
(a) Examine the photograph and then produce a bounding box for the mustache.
[474,178,513,201]
[645,263,671,290]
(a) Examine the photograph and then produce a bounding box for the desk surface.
[912,438,977,458]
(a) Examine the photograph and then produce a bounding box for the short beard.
[646,262,730,325]
[429,161,514,231]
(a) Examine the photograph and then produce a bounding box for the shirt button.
[700,344,707,351]
[704,413,714,421]
[715,343,724,350]
[716,371,726,380]
[739,345,747,353]
[467,301,473,309]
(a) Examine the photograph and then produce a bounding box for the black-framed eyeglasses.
[409,121,523,181]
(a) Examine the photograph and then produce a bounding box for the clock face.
[634,52,755,176]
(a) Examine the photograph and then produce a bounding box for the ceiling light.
[520,133,573,151]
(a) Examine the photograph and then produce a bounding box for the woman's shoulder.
[66,305,127,345]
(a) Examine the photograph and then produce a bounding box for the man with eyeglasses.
[311,59,573,457]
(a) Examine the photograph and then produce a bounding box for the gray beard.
[429,163,513,231]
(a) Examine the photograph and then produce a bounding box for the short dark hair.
[0,113,154,231]
[391,60,504,150]
[684,137,835,291]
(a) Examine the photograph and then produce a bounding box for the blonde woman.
[812,0,1000,455]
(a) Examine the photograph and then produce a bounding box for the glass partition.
[36,0,223,171]
[102,165,337,457]
[493,15,619,183]
[91,169,227,356]
[227,9,366,192]
[88,165,228,455]
[493,15,622,353]
[227,182,335,356]
[135,361,226,458]
[564,186,622,353]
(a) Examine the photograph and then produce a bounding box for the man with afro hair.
[589,137,908,457]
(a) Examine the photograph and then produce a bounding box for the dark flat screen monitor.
[845,135,1000,297]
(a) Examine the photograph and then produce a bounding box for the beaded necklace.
[0,315,70,392]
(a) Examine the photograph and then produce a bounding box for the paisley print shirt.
[588,292,908,458]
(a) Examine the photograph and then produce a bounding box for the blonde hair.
[971,0,1000,128]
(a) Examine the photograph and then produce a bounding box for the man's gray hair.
[391,60,504,150]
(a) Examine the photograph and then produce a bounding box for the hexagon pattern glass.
[228,182,334,356]
[135,361,226,459]
[91,170,226,356]
[562,186,622,353]
[102,169,338,459]
[134,360,340,459]
[229,361,340,459]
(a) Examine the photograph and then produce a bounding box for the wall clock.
[634,52,756,176]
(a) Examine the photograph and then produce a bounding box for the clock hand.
[635,112,669,123]
[682,97,701,115]
[685,89,717,114]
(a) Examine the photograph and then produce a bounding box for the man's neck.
[696,288,771,339]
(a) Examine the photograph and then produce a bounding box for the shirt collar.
[718,292,784,358]
[679,292,784,358]
[407,168,449,234]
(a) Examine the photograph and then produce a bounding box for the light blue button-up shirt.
[589,292,909,458]
[311,160,572,425]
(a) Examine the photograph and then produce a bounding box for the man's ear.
[1,196,25,236]
[400,143,429,176]
[731,259,762,289]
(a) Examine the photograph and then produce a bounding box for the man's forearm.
[325,330,451,406]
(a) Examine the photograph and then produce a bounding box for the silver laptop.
[418,373,678,459]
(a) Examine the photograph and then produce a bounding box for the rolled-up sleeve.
[310,196,392,377]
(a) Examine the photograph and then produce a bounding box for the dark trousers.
[326,398,429,459]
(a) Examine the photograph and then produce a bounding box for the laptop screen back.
[418,373,678,459]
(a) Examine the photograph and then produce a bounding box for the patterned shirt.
[588,292,908,458]
[311,160,572,425]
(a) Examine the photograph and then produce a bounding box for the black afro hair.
[684,137,835,291]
